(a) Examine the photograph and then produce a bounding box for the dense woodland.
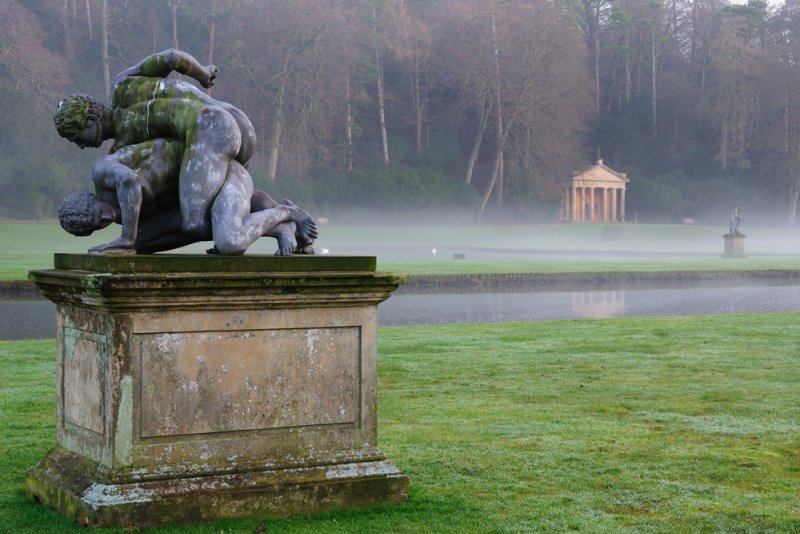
[1,0,799,224]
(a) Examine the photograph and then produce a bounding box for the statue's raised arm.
[112,48,218,90]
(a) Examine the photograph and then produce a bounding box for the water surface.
[3,283,800,339]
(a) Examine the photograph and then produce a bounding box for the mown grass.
[2,315,799,532]
[0,221,120,281]
[3,221,800,281]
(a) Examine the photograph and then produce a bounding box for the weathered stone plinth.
[27,254,408,527]
[722,233,746,258]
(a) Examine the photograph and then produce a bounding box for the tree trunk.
[698,54,706,122]
[101,0,109,100]
[266,81,285,180]
[594,16,600,115]
[376,44,390,165]
[345,72,353,172]
[206,0,216,95]
[491,7,504,209]
[478,150,503,220]
[784,86,789,155]
[477,131,510,220]
[788,180,799,226]
[625,27,631,103]
[651,25,657,129]
[720,116,728,171]
[413,53,422,155]
[690,0,697,63]
[84,0,93,40]
[61,0,74,61]
[207,0,216,64]
[150,8,157,52]
[422,59,431,150]
[171,0,179,50]
[465,97,489,185]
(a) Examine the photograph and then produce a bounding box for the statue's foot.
[278,199,318,248]
[274,241,296,256]
[295,244,315,255]
[271,225,298,256]
[294,212,318,247]
[206,246,220,255]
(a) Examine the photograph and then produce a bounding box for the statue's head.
[53,94,106,148]
[58,192,112,236]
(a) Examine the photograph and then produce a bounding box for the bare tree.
[101,0,110,99]
[441,1,590,219]
[384,0,434,155]
[709,2,767,170]
[223,0,343,179]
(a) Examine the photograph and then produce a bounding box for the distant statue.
[729,207,743,235]
[58,139,316,255]
[54,48,316,255]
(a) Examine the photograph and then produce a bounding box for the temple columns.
[560,184,626,223]
[610,188,618,222]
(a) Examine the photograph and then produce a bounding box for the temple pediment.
[569,159,628,185]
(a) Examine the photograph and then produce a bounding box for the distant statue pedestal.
[26,254,408,527]
[722,234,746,258]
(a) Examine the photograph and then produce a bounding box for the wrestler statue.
[54,48,315,255]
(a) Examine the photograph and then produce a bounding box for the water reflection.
[0,300,56,340]
[378,285,800,326]
[571,290,625,319]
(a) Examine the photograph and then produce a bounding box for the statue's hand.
[88,237,136,255]
[202,65,219,88]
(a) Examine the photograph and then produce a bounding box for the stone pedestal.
[26,254,408,527]
[722,234,746,258]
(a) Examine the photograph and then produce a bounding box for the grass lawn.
[379,257,800,276]
[2,315,798,532]
[3,221,800,281]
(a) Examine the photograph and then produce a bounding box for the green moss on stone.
[52,253,377,273]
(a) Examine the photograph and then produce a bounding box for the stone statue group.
[54,49,317,256]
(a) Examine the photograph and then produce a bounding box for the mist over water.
[297,219,800,263]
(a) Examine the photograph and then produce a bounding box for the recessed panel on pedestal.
[138,327,361,438]
[62,327,106,436]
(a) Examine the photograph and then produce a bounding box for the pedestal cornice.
[30,254,406,312]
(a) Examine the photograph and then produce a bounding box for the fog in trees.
[0,0,797,227]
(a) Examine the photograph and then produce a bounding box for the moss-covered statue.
[54,48,316,255]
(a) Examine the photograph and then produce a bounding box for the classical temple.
[559,159,628,223]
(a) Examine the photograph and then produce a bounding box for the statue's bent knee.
[181,218,209,239]
[213,238,246,256]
